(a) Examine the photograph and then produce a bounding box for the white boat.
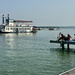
[0,14,36,33]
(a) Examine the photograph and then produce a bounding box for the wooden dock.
[50,40,75,50]
[59,68,75,75]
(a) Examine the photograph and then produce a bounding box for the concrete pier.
[59,68,75,75]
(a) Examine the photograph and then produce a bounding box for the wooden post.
[61,41,64,50]
[67,44,69,50]
[62,43,64,50]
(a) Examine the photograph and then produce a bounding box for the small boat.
[49,28,54,30]
[0,14,36,33]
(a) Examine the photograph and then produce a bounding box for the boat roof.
[13,20,32,23]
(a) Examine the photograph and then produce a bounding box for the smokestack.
[7,14,9,24]
[2,15,4,24]
[6,14,9,25]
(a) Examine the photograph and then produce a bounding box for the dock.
[50,40,75,50]
[59,68,75,75]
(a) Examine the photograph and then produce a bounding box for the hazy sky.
[0,0,75,26]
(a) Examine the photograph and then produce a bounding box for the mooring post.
[62,43,64,50]
[67,44,69,50]
[61,41,64,50]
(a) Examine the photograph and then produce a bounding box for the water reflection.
[17,33,36,36]
[0,32,36,37]
[5,34,16,49]
[3,33,36,57]
[3,34,16,57]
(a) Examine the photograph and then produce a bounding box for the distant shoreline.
[35,26,75,28]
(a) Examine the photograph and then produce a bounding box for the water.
[0,28,75,75]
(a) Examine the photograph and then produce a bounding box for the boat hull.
[0,26,37,33]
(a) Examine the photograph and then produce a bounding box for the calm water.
[0,28,75,75]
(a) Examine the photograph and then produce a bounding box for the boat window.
[13,28,15,30]
[6,27,9,30]
[11,28,12,30]
[26,28,30,30]
[6,28,7,30]
[7,28,9,30]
